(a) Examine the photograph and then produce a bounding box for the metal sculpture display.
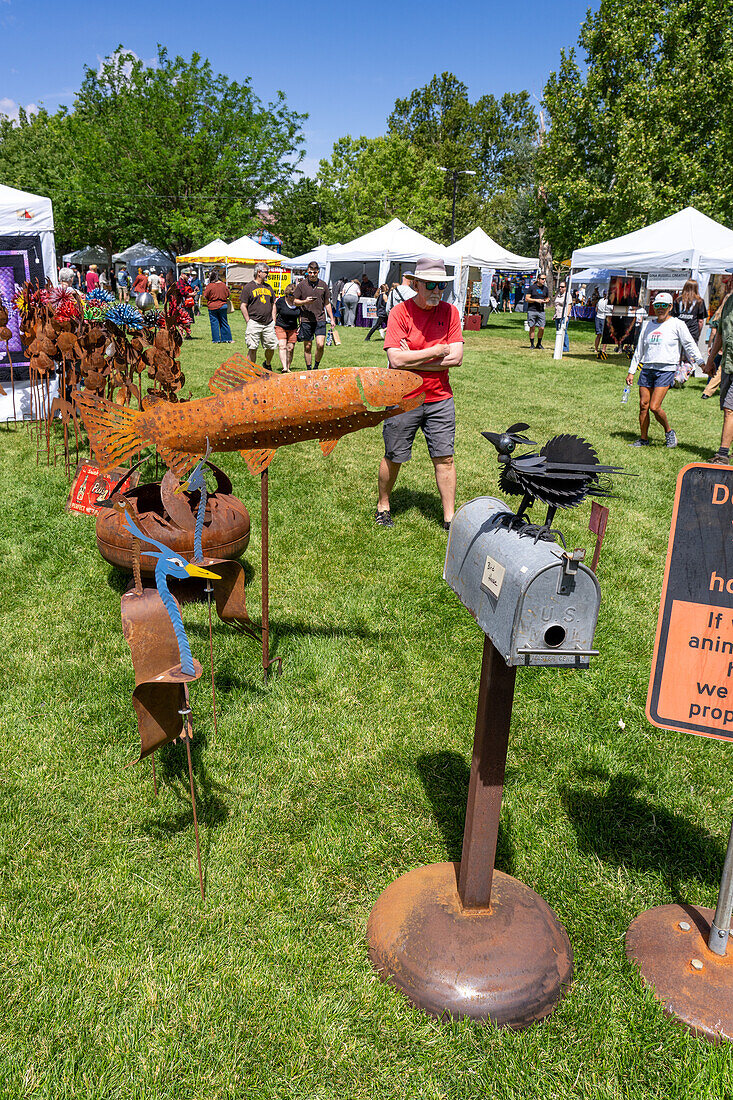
[77,353,424,677]
[482,422,627,542]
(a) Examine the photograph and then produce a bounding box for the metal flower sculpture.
[106,302,144,331]
[86,287,115,306]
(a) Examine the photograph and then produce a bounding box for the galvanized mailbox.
[444,496,601,667]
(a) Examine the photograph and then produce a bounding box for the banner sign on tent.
[647,464,733,741]
[647,273,689,291]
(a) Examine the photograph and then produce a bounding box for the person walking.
[704,277,733,461]
[274,283,300,372]
[626,292,705,448]
[293,261,335,369]
[501,278,512,312]
[132,267,148,296]
[340,276,361,327]
[241,262,277,367]
[375,258,464,530]
[202,270,232,344]
[148,269,161,308]
[525,273,550,348]
[364,284,389,341]
[594,289,610,357]
[333,277,345,325]
[86,265,100,293]
[116,267,130,302]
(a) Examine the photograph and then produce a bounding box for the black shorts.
[297,318,327,341]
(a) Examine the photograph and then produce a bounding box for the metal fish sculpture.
[74,355,425,477]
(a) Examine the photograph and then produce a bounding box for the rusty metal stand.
[626,816,733,1041]
[261,469,282,681]
[205,579,218,739]
[179,700,206,901]
[367,636,573,1026]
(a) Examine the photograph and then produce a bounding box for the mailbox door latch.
[557,548,585,595]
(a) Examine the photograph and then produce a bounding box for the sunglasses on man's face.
[418,280,441,291]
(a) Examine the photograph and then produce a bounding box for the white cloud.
[0,98,38,123]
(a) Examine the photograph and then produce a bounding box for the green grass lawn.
[2,310,733,1099]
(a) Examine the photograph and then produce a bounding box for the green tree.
[540,0,733,259]
[0,47,306,261]
[314,134,450,244]
[388,72,537,243]
[268,176,332,257]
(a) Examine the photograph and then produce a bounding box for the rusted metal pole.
[458,636,517,910]
[205,580,218,739]
[261,468,269,679]
[150,754,158,797]
[180,703,205,901]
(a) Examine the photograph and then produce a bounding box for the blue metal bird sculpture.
[122,511,219,676]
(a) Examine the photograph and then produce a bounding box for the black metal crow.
[481,424,626,543]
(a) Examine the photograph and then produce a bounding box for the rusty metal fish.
[74,354,425,476]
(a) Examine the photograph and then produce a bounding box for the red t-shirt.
[384,299,463,402]
[85,270,99,292]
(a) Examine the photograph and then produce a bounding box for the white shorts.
[245,319,278,351]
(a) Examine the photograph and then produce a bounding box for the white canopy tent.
[555,207,733,359]
[175,238,230,264]
[0,184,58,420]
[571,207,733,275]
[176,235,293,284]
[112,241,174,271]
[288,244,339,276]
[324,218,451,289]
[445,227,537,318]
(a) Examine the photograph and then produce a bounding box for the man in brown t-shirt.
[294,261,336,369]
[240,262,277,367]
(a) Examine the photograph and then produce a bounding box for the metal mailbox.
[444,496,601,667]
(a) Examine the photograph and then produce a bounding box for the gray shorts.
[527,309,546,328]
[720,372,733,411]
[382,397,455,462]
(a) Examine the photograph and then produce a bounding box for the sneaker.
[665,429,678,448]
[529,339,535,348]
[711,452,730,464]
[701,392,712,399]
[630,438,650,446]
[443,520,451,531]
[375,509,394,527]
[536,342,544,349]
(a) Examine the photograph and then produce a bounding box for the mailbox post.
[367,497,601,1026]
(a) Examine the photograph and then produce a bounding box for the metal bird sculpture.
[121,510,219,676]
[481,423,626,543]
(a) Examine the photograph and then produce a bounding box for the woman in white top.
[626,292,705,448]
[341,277,361,327]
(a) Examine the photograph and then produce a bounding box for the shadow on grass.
[562,769,726,898]
[141,727,230,881]
[416,750,515,874]
[609,429,705,457]
[390,487,444,527]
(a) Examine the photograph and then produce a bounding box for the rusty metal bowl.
[96,462,250,575]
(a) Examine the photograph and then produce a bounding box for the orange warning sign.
[647,464,733,741]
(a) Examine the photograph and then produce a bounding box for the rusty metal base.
[367,862,573,1027]
[626,904,733,1042]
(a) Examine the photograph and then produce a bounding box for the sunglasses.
[653,302,670,310]
[417,280,441,290]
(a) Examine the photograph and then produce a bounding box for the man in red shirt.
[375,257,464,529]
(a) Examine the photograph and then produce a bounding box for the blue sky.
[2,0,594,174]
